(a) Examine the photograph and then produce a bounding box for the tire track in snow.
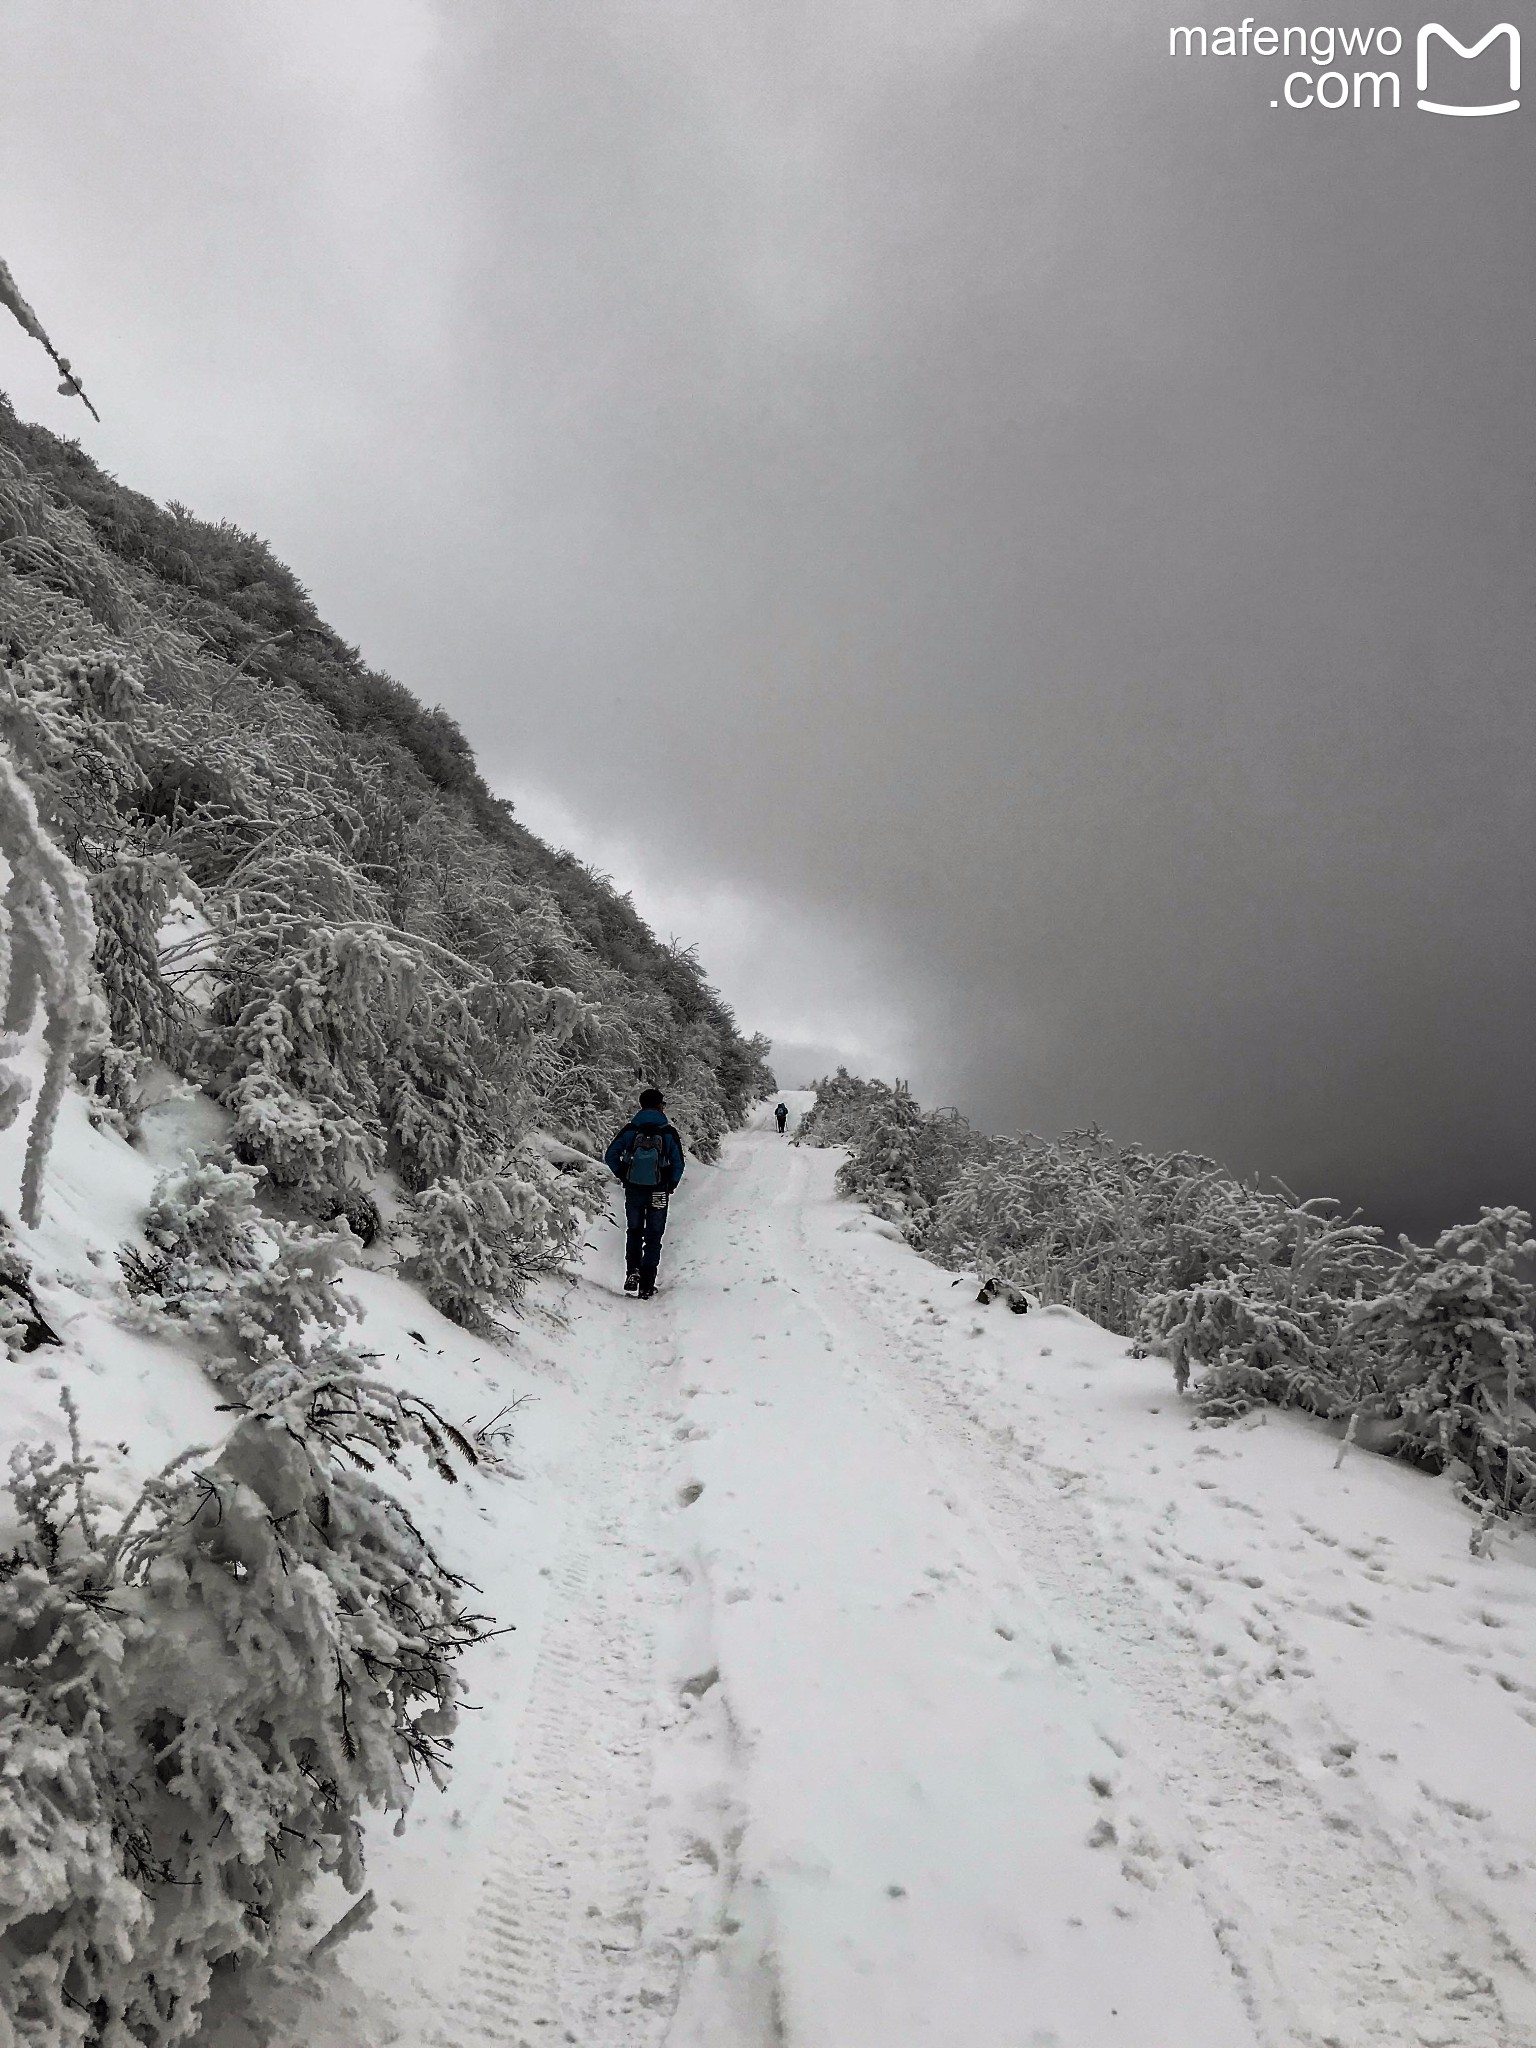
[444,1160,768,2048]
[446,1313,680,2048]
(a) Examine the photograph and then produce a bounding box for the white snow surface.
[4,1087,1536,2048]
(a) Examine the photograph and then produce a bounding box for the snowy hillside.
[4,1092,1510,2047]
[0,377,773,2048]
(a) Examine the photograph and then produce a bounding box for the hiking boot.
[637,1281,656,1300]
[624,1270,640,1294]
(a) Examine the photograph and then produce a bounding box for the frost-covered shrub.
[1142,1197,1386,1416]
[924,1131,1258,1332]
[402,1169,560,1332]
[203,1223,358,1384]
[795,1067,878,1149]
[1353,1208,1536,1510]
[1144,1280,1344,1416]
[835,1087,929,1225]
[128,1161,361,1394]
[379,1032,482,1191]
[376,969,573,1190]
[662,1064,729,1165]
[921,1136,1067,1290]
[0,651,142,858]
[143,1154,264,1273]
[801,1073,995,1237]
[202,900,586,1220]
[228,1069,381,1212]
[0,1374,482,2048]
[208,919,408,1208]
[801,1072,1536,1518]
[85,852,197,1066]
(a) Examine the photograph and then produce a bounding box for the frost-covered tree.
[1352,1208,1536,1510]
[0,1373,482,2047]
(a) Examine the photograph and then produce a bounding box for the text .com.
[1168,21,1521,113]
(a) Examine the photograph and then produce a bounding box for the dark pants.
[776,1114,788,1132]
[624,1186,669,1285]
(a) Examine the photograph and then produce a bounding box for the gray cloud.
[2,0,1530,1237]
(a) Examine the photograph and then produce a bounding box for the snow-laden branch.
[0,251,101,421]
[0,744,99,1224]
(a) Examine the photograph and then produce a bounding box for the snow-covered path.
[321,1100,1536,2048]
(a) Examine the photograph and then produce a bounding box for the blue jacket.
[605,1107,685,1190]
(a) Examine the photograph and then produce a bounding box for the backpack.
[623,1125,672,1189]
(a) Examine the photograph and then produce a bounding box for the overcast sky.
[2,0,1531,1237]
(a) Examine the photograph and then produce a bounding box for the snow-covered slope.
[6,1092,1534,2047]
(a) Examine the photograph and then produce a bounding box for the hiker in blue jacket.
[604,1088,686,1298]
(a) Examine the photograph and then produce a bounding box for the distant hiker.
[774,1102,789,1133]
[604,1088,686,1299]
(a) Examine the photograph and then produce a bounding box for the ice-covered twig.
[0,252,101,422]
[99,1439,213,1579]
[1332,1409,1359,1470]
[307,1888,377,1963]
